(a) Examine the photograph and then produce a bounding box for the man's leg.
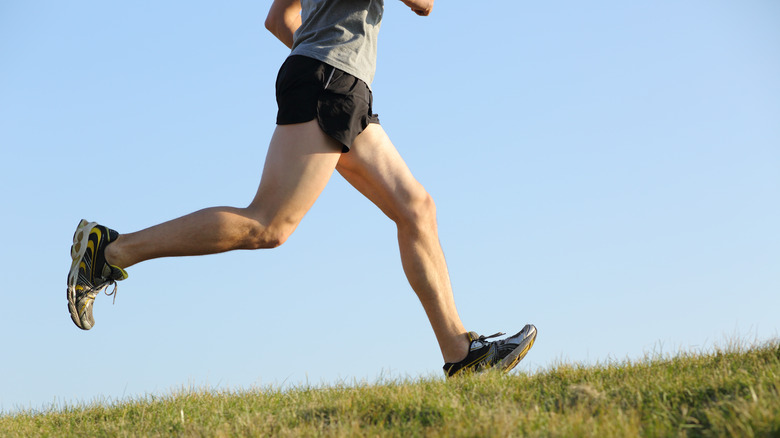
[336,124,469,363]
[105,120,342,269]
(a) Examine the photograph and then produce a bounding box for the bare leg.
[337,124,469,363]
[105,120,342,268]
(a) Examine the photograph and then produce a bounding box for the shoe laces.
[478,332,505,341]
[104,281,119,305]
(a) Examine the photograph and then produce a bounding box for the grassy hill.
[2,340,779,437]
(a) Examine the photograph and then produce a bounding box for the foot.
[67,219,128,330]
[443,324,537,377]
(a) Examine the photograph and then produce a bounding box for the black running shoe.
[443,324,537,377]
[66,219,128,330]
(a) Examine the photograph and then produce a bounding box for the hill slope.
[3,341,779,437]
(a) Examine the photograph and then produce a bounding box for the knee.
[244,222,293,249]
[258,229,289,249]
[397,190,437,232]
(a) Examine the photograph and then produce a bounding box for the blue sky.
[1,0,778,413]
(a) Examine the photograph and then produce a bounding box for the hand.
[400,0,433,16]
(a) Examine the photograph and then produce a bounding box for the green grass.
[3,340,779,437]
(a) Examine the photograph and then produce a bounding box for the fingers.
[400,0,433,16]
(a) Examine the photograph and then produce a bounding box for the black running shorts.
[275,55,380,152]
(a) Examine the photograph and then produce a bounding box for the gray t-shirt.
[290,0,384,86]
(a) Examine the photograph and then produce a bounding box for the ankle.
[103,239,123,268]
[443,332,471,363]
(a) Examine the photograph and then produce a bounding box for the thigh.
[250,119,343,230]
[336,123,428,223]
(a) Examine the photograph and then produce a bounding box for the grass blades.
[2,340,779,437]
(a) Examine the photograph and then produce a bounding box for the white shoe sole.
[67,219,97,330]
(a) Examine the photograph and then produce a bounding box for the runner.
[66,0,536,377]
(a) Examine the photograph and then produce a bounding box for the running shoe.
[67,219,128,330]
[443,324,537,377]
